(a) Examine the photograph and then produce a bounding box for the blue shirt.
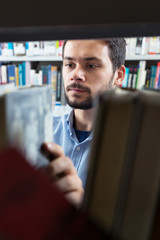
[53,109,93,188]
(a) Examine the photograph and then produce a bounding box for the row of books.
[0,40,64,57]
[122,60,160,89]
[0,63,65,106]
[126,37,160,56]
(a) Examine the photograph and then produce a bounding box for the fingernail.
[47,143,53,149]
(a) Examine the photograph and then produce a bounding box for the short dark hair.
[62,38,126,73]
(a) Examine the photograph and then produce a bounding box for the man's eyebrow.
[84,57,101,61]
[63,57,74,60]
[63,56,101,61]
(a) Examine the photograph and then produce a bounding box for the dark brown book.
[84,87,160,240]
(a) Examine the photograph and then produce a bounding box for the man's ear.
[113,65,126,86]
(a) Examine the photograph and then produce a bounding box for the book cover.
[0,85,53,168]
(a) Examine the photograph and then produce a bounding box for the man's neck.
[73,108,96,132]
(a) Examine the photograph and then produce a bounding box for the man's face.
[62,40,122,109]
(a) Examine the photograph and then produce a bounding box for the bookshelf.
[124,36,160,89]
[0,40,66,112]
[2,37,160,106]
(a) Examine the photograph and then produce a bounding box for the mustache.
[66,83,91,93]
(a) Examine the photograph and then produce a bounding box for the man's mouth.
[69,88,88,93]
[66,83,91,94]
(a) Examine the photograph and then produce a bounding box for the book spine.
[7,65,16,86]
[154,62,160,88]
[56,68,62,104]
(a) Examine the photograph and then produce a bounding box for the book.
[154,62,160,88]
[84,87,160,240]
[0,82,15,93]
[148,37,157,54]
[135,37,143,55]
[122,67,129,88]
[145,68,151,88]
[7,64,16,86]
[51,65,58,104]
[156,37,160,54]
[41,65,48,84]
[15,66,19,86]
[13,42,26,56]
[149,65,157,89]
[24,61,31,86]
[1,65,7,84]
[1,42,13,56]
[126,38,137,56]
[18,63,24,86]
[0,85,53,168]
[56,68,62,104]
[0,146,109,240]
[141,37,150,55]
[44,41,56,56]
[136,61,146,89]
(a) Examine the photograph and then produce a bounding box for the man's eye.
[66,63,74,68]
[87,64,97,69]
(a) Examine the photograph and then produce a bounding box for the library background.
[1,37,160,114]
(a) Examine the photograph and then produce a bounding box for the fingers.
[40,142,85,207]
[41,142,64,161]
[50,156,76,176]
[64,191,84,208]
[53,174,84,208]
[54,173,83,193]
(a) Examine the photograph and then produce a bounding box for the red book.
[0,147,109,240]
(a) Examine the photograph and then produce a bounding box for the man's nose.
[70,67,85,82]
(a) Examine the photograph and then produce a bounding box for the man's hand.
[40,142,84,208]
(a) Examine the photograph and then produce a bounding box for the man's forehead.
[65,39,106,48]
[64,40,109,58]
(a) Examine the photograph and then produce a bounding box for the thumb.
[40,142,64,162]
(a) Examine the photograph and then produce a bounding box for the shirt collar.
[66,109,93,140]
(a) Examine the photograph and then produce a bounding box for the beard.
[65,93,95,110]
[65,79,114,110]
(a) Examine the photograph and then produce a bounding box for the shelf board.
[0,55,62,62]
[126,54,160,61]
[1,54,160,62]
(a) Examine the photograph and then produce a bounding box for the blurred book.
[84,87,160,240]
[0,85,53,168]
